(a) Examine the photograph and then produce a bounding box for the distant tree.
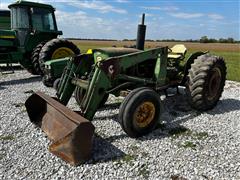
[146,39,155,42]
[219,38,226,43]
[208,38,217,43]
[227,37,234,43]
[200,36,209,43]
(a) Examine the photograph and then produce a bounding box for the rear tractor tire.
[30,41,46,75]
[118,87,161,138]
[27,42,46,75]
[38,39,80,73]
[187,54,226,111]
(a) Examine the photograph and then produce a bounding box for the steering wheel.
[168,48,172,53]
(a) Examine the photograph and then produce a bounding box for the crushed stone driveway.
[0,69,240,179]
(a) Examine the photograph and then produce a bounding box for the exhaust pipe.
[136,13,146,50]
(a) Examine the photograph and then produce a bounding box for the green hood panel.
[93,47,141,63]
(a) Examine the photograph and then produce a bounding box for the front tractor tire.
[118,87,161,138]
[187,54,226,111]
[39,39,80,73]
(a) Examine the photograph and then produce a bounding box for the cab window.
[31,8,56,31]
[11,7,29,29]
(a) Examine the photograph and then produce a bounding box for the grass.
[0,135,15,141]
[214,51,240,82]
[73,40,240,82]
[179,141,197,150]
[168,126,209,140]
[138,164,150,179]
[187,50,240,82]
[194,132,209,140]
[113,154,136,166]
[0,153,6,160]
[168,126,190,137]
[122,154,135,162]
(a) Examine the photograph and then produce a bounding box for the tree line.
[67,37,239,43]
[199,36,238,43]
[123,36,239,43]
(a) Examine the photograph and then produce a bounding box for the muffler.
[25,91,95,166]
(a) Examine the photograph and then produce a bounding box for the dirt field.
[72,40,240,52]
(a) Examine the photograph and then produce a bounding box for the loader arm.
[57,47,167,120]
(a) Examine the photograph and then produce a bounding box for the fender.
[181,51,208,85]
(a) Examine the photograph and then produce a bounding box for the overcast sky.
[1,0,239,40]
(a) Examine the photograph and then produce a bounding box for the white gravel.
[0,69,240,180]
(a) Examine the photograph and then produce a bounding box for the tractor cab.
[8,0,62,49]
[0,1,79,75]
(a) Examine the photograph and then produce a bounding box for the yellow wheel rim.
[133,101,156,128]
[51,47,75,59]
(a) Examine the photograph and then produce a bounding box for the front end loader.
[24,15,227,165]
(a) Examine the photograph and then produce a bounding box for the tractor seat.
[168,44,187,60]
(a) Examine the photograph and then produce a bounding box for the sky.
[0,0,239,40]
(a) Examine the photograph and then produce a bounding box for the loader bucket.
[25,91,95,166]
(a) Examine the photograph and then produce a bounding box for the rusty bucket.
[25,91,95,166]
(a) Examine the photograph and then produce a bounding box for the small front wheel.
[118,87,161,138]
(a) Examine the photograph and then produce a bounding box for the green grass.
[168,126,190,137]
[179,141,197,150]
[77,44,111,53]
[138,164,150,179]
[213,51,240,82]
[0,135,15,141]
[186,50,240,82]
[76,43,240,82]
[0,153,6,160]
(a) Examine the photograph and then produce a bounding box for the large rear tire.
[118,87,161,138]
[187,54,226,111]
[30,41,46,75]
[38,39,80,73]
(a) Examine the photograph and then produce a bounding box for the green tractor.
[0,0,79,75]
[0,10,11,30]
[25,14,227,165]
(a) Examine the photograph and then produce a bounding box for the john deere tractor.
[25,14,226,165]
[0,10,11,30]
[0,0,79,75]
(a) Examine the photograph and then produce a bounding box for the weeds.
[168,126,190,137]
[179,141,197,150]
[138,164,150,179]
[0,135,15,141]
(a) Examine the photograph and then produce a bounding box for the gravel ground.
[0,69,240,180]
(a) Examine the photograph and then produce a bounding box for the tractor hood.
[0,30,16,47]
